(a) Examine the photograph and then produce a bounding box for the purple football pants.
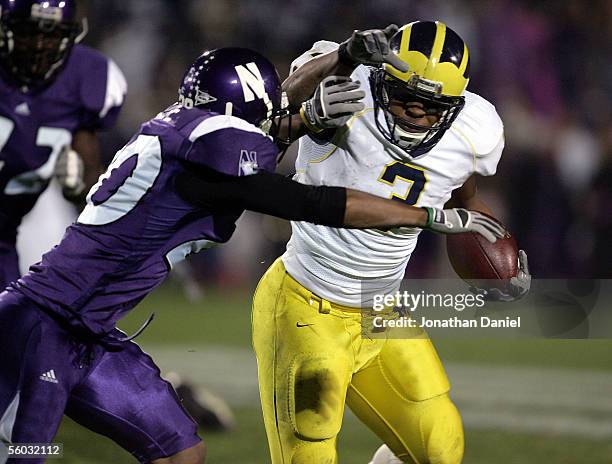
[0,290,200,463]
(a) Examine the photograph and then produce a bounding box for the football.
[446,213,519,290]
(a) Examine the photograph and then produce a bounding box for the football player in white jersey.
[252,21,530,464]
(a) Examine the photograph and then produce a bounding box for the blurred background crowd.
[23,0,612,291]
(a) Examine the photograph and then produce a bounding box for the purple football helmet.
[0,0,86,89]
[179,47,287,136]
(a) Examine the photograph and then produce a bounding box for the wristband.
[423,207,435,228]
[299,104,324,134]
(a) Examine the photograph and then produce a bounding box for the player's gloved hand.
[423,207,506,243]
[470,250,532,302]
[338,24,409,72]
[55,146,86,199]
[300,75,365,133]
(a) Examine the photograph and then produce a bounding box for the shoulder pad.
[452,91,504,157]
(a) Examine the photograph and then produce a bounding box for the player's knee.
[158,441,207,464]
[381,394,463,464]
[193,442,207,464]
[290,439,336,464]
[289,356,348,441]
[419,395,464,464]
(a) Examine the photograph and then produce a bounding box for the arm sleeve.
[176,167,347,227]
[455,93,505,177]
[79,53,127,130]
[475,133,504,176]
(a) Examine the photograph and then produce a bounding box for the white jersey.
[282,41,505,307]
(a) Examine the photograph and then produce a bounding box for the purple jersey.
[14,104,278,337]
[0,44,127,245]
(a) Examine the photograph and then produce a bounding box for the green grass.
[55,408,612,464]
[119,284,254,347]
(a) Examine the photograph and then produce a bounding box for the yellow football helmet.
[371,21,470,157]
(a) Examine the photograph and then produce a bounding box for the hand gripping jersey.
[13,105,278,337]
[282,41,505,307]
[0,44,126,245]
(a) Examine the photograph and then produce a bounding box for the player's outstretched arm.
[176,169,506,242]
[283,24,408,109]
[279,24,408,142]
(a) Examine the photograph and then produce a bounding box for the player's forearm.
[176,169,428,229]
[276,113,308,147]
[283,51,354,111]
[72,129,103,199]
[460,196,494,216]
[446,175,494,216]
[343,189,428,229]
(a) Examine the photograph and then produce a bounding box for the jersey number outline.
[0,114,72,195]
[78,134,162,225]
[378,161,427,206]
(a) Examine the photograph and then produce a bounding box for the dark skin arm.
[283,50,354,111]
[278,50,355,143]
[344,189,428,229]
[68,129,103,202]
[446,174,494,216]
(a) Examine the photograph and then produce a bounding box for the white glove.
[338,24,409,72]
[300,75,365,132]
[470,250,532,301]
[424,207,506,243]
[55,146,85,199]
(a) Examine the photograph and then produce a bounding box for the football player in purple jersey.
[0,46,504,463]
[0,0,127,289]
[0,0,245,440]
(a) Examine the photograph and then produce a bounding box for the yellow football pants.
[252,259,464,464]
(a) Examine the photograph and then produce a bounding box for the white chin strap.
[393,125,427,149]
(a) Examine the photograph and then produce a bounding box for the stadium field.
[53,283,612,463]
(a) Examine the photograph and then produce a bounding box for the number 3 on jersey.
[79,135,162,225]
[378,161,427,206]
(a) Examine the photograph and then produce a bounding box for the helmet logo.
[239,149,259,176]
[195,89,217,106]
[235,62,269,103]
[235,62,273,120]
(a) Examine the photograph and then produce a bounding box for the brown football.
[446,213,519,290]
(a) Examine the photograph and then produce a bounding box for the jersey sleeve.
[290,40,340,75]
[453,92,505,177]
[182,114,279,177]
[77,47,127,131]
[475,134,504,176]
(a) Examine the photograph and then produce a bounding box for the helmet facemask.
[371,68,465,158]
[0,14,84,89]
[260,91,292,145]
[257,91,289,137]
